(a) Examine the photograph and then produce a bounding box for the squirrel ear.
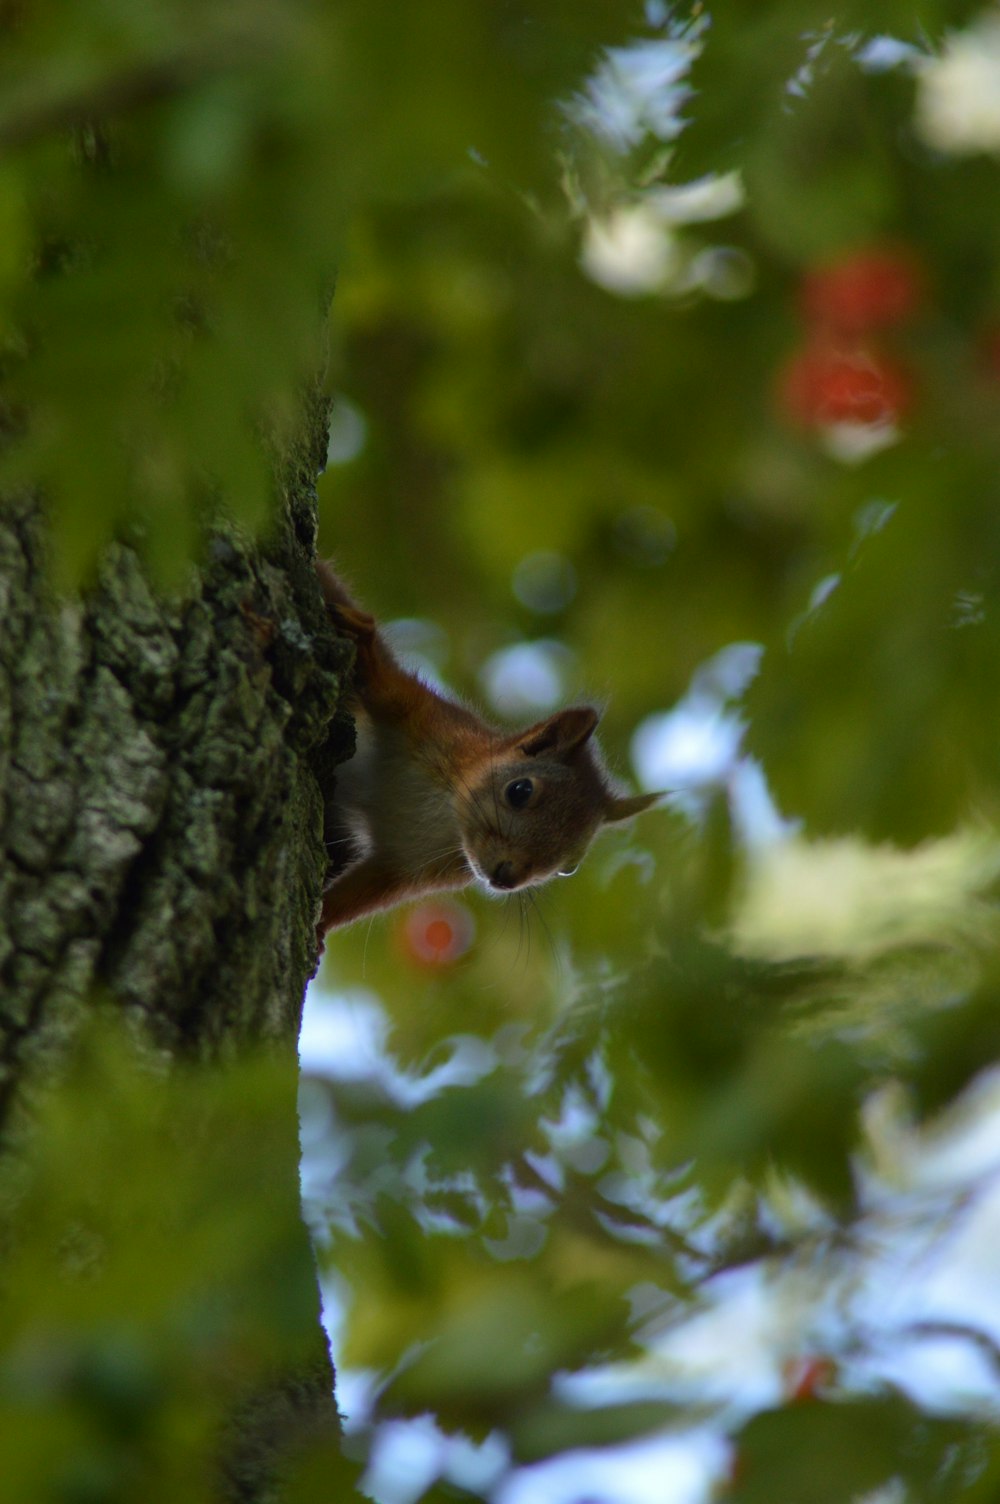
[604,791,662,824]
[516,706,600,759]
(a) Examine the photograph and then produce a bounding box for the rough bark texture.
[0,382,354,1495]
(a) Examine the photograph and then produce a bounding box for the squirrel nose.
[491,860,517,890]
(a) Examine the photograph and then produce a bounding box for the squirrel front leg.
[319,853,475,940]
[319,856,413,934]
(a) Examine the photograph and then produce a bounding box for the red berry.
[801,248,923,334]
[780,343,911,428]
[424,918,453,952]
[400,900,475,968]
[783,1354,837,1402]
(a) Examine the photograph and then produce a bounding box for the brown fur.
[315,560,660,935]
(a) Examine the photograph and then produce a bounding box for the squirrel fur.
[315,559,660,936]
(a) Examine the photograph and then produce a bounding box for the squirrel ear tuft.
[604,790,662,824]
[517,706,600,760]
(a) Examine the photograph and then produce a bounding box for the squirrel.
[315,559,661,937]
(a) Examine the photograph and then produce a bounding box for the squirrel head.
[456,706,661,894]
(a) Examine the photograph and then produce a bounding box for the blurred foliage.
[9,0,1000,1500]
[0,0,620,584]
[308,2,1000,1500]
[0,1025,357,1502]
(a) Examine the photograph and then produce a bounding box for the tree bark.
[0,384,353,1496]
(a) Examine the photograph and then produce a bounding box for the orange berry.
[780,342,911,428]
[400,901,475,968]
[801,247,923,334]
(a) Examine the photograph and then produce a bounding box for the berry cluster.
[779,248,922,434]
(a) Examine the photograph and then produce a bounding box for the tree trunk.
[0,385,353,1497]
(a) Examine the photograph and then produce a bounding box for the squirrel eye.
[505,778,535,810]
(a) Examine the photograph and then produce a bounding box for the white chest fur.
[334,714,469,879]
